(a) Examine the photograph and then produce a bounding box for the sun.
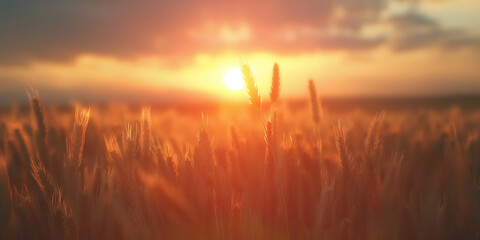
[224,67,245,91]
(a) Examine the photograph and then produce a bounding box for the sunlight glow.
[224,67,244,91]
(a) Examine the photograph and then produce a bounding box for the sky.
[0,0,479,104]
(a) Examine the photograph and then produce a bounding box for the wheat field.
[0,65,479,240]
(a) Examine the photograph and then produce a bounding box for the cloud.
[387,11,438,31]
[386,11,480,52]
[0,0,478,65]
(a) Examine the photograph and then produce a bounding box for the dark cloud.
[387,11,480,52]
[388,11,438,31]
[444,36,480,50]
[0,0,477,65]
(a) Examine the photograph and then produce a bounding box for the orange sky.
[0,0,479,103]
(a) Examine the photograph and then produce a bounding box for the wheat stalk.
[29,93,51,170]
[270,63,280,103]
[140,107,152,157]
[241,64,261,110]
[334,121,350,175]
[365,111,385,158]
[308,79,321,125]
[67,106,90,171]
[241,64,267,132]
[30,95,48,142]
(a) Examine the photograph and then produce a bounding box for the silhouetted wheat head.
[308,79,321,125]
[241,64,261,110]
[270,63,280,103]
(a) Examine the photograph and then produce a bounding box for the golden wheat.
[0,68,478,240]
